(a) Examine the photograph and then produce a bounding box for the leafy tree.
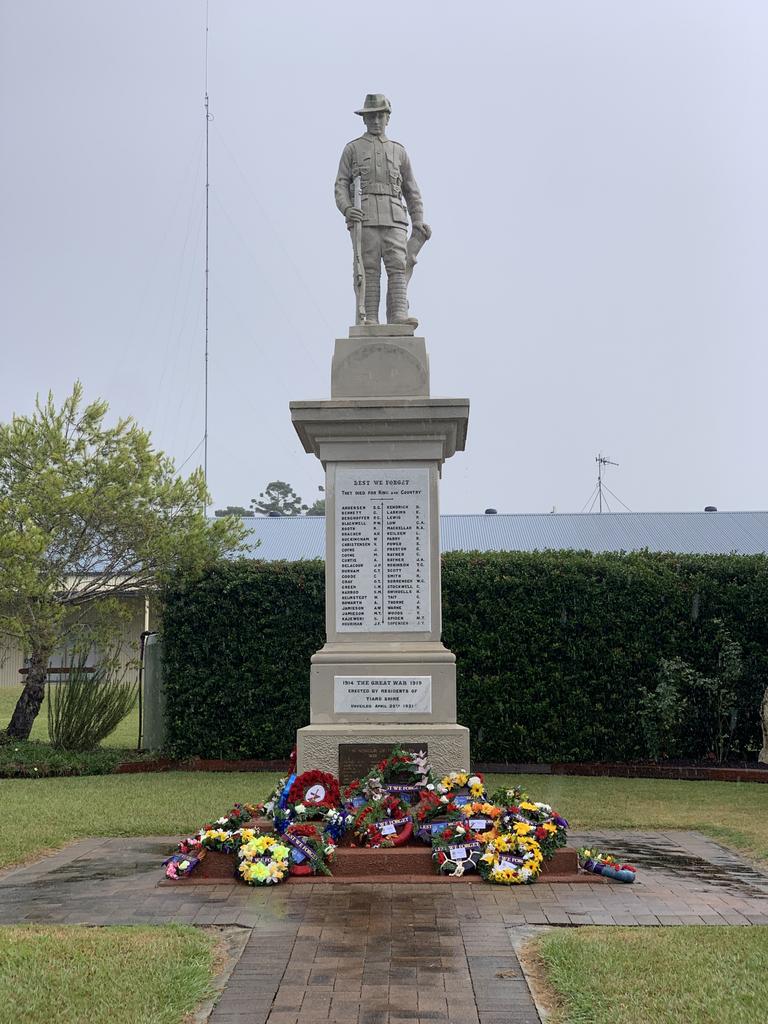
[214,505,254,518]
[0,382,246,740]
[250,480,307,516]
[306,485,325,517]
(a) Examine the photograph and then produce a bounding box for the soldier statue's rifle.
[352,175,367,324]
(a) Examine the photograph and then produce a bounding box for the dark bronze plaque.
[338,743,428,787]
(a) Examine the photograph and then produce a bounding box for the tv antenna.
[581,453,632,513]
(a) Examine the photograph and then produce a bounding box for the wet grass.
[490,773,768,864]
[0,924,214,1024]
[0,771,281,869]
[536,926,768,1024]
[0,770,767,872]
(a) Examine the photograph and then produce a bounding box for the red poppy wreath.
[286,770,341,812]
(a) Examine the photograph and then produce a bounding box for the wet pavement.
[2,830,768,1022]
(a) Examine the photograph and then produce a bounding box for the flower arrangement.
[431,820,485,876]
[287,770,341,812]
[163,850,205,879]
[459,802,503,842]
[412,788,462,843]
[435,771,485,804]
[578,847,637,882]
[238,833,292,886]
[283,823,336,876]
[346,747,432,805]
[197,826,257,855]
[499,800,568,859]
[478,833,544,885]
[208,803,253,831]
[352,795,413,847]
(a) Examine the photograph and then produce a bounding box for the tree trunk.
[6,649,50,740]
[760,686,768,765]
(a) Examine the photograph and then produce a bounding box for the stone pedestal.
[290,325,469,778]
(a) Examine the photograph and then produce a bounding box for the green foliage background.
[162,552,768,762]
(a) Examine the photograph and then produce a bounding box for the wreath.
[163,850,205,879]
[431,821,485,876]
[459,802,503,842]
[347,747,432,805]
[578,847,637,883]
[435,771,485,805]
[237,833,292,886]
[287,770,341,811]
[478,833,544,885]
[499,800,569,859]
[197,826,258,855]
[283,823,336,876]
[352,795,413,847]
[412,789,462,843]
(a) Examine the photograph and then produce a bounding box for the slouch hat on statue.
[355,94,392,116]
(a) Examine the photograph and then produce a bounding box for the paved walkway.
[2,830,768,1023]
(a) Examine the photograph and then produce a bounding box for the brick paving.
[2,829,768,1022]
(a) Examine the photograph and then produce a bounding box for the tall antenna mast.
[203,1,211,493]
[595,453,618,513]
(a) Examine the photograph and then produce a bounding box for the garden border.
[112,757,768,783]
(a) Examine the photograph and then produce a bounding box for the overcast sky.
[2,1,766,515]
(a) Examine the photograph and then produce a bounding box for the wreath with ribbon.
[237,833,292,886]
[478,833,544,885]
[578,847,637,883]
[431,821,485,876]
[435,771,486,805]
[283,823,336,876]
[499,800,569,859]
[287,770,341,811]
[412,789,462,843]
[163,850,206,879]
[347,747,432,806]
[352,795,413,847]
[459,802,503,843]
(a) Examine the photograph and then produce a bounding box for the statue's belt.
[361,183,402,197]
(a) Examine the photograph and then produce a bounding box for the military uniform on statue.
[335,94,431,327]
[291,94,469,778]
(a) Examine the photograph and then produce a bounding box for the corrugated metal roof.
[236,511,768,561]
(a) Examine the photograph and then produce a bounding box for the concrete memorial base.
[296,722,471,779]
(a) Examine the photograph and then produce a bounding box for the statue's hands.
[345,206,364,227]
[413,222,432,240]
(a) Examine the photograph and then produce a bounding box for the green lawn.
[0,924,214,1024]
[536,926,768,1024]
[1,771,767,873]
[0,684,140,749]
[494,773,768,864]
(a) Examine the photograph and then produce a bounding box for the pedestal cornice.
[290,397,470,465]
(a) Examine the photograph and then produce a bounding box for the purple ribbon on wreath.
[284,831,318,864]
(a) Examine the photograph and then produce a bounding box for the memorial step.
[161,840,591,885]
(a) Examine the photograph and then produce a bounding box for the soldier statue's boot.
[364,272,380,324]
[386,271,418,328]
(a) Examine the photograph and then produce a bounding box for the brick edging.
[114,756,768,782]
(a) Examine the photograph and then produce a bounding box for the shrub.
[47,653,138,751]
[162,552,768,762]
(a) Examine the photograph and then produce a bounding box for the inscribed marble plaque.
[334,676,432,714]
[335,466,430,632]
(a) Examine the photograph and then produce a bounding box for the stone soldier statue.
[335,94,431,327]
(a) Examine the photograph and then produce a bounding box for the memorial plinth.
[290,326,470,776]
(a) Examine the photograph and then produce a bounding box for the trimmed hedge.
[161,552,768,762]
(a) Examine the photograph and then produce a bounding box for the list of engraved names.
[335,466,430,632]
